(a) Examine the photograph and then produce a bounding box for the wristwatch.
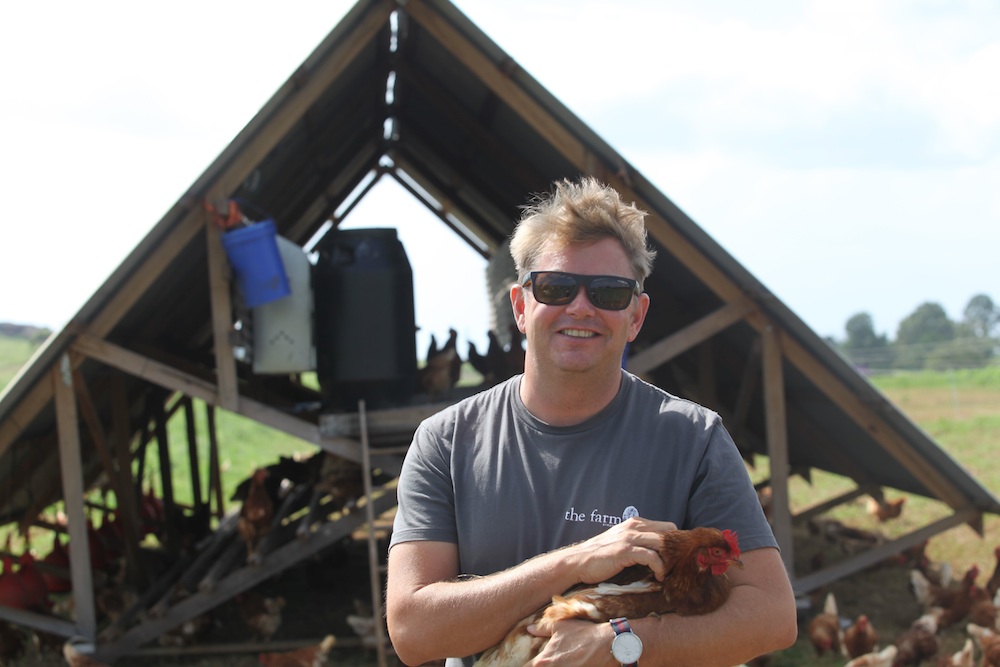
[610,617,643,666]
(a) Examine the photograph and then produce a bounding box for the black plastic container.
[313,228,417,410]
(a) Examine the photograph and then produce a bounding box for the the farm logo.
[564,505,641,527]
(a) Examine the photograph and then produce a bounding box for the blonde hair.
[509,177,656,288]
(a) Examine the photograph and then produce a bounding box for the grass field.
[1,335,998,665]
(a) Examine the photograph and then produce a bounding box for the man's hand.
[567,517,678,584]
[526,618,615,666]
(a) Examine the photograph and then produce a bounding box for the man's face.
[512,238,649,376]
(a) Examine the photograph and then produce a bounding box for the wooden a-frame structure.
[1,0,998,660]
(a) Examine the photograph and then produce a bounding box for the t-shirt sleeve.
[685,415,778,553]
[389,421,459,549]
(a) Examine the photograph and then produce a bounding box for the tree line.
[832,293,998,372]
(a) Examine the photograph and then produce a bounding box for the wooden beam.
[628,297,758,376]
[183,398,203,510]
[792,485,875,526]
[359,400,389,667]
[205,218,240,411]
[792,507,981,595]
[110,373,147,588]
[52,354,98,640]
[206,403,225,519]
[762,325,794,574]
[152,395,179,557]
[70,334,376,468]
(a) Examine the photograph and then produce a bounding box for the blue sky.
[1,1,997,356]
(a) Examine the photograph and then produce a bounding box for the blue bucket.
[220,219,291,307]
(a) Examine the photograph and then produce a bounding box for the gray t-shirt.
[389,370,777,663]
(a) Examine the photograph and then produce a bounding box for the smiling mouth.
[561,329,597,338]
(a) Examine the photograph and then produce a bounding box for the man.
[386,177,797,666]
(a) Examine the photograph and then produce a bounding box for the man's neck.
[519,365,623,427]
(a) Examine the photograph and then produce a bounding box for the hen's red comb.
[722,529,740,558]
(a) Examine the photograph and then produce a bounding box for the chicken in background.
[63,638,111,667]
[967,623,1000,666]
[968,594,999,630]
[238,468,276,565]
[912,563,987,629]
[237,591,286,641]
[844,644,897,667]
[934,637,975,667]
[986,546,1000,601]
[892,610,941,667]
[866,495,906,523]
[258,634,336,667]
[807,591,844,657]
[844,613,879,659]
[474,527,743,666]
[417,328,461,399]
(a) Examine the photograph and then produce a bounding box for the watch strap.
[610,617,640,666]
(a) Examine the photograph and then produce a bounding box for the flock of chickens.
[416,326,525,399]
[0,448,381,667]
[800,536,1000,667]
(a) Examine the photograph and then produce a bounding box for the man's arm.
[527,547,798,667]
[386,517,678,666]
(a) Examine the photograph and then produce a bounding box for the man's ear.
[628,292,650,342]
[510,283,526,332]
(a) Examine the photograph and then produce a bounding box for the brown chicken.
[967,623,1000,667]
[925,564,987,630]
[418,330,461,399]
[867,495,906,522]
[845,613,879,658]
[969,597,999,629]
[63,639,111,667]
[258,634,336,667]
[474,527,743,666]
[238,468,275,564]
[807,592,844,657]
[933,637,975,667]
[987,546,1000,601]
[892,611,941,667]
[237,591,286,641]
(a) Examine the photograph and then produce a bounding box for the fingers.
[574,517,678,583]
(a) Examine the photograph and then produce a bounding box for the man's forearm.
[388,544,586,664]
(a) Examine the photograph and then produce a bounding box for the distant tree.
[894,302,955,369]
[841,312,894,369]
[963,293,999,339]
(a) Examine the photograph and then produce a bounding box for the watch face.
[612,631,643,663]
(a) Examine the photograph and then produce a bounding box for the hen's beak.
[730,557,745,570]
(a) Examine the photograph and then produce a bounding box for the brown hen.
[238,468,274,564]
[844,613,879,659]
[474,527,743,666]
[258,634,336,667]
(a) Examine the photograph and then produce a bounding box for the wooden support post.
[359,400,389,667]
[52,353,98,641]
[761,325,794,576]
[206,404,225,518]
[151,396,179,556]
[205,216,240,411]
[110,373,147,588]
[183,397,203,510]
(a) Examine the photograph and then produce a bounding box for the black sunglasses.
[522,271,640,311]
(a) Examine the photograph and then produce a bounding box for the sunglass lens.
[533,273,578,305]
[590,278,634,310]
